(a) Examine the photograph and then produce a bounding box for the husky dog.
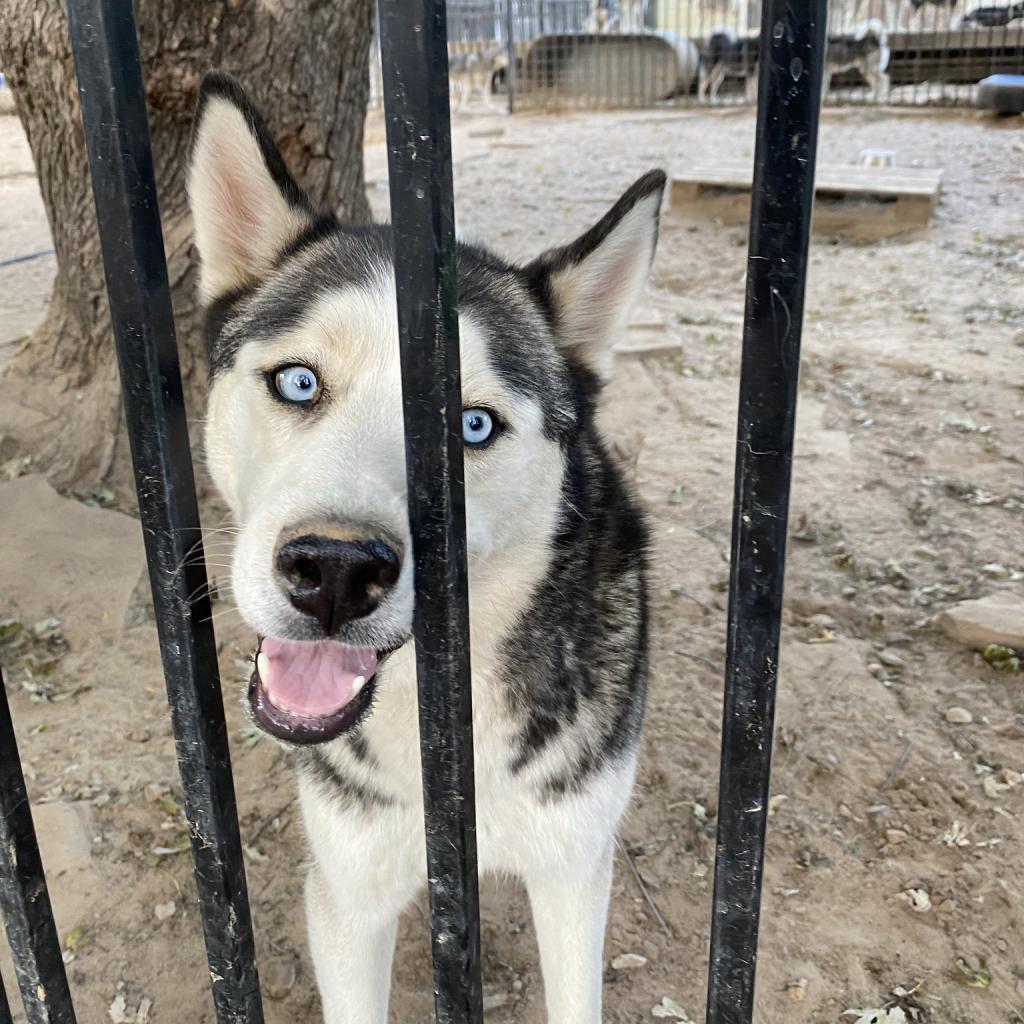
[823,20,890,100]
[448,43,504,108]
[698,29,759,103]
[187,72,663,1024]
[700,21,889,104]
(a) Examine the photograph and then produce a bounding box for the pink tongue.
[259,637,378,718]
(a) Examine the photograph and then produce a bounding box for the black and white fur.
[187,72,663,1024]
[698,29,758,103]
[699,21,889,103]
[959,1,1024,25]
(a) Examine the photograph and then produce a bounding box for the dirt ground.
[1,99,1023,1024]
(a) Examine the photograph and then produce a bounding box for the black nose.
[275,533,402,636]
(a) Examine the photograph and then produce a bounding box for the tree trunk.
[0,0,373,499]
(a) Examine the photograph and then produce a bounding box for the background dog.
[698,28,758,102]
[187,71,664,1024]
[699,21,888,104]
[823,20,890,101]
[448,43,504,108]
[959,1,1024,25]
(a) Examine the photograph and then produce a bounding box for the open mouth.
[248,635,393,744]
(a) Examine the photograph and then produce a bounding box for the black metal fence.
[369,0,1024,108]
[0,0,824,1021]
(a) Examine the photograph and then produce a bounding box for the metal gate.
[0,0,824,1021]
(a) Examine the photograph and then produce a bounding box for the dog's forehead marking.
[234,271,521,406]
[214,229,579,440]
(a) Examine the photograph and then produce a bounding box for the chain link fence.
[369,0,1024,109]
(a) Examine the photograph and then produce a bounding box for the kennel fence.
[0,0,825,1021]
[368,0,1024,109]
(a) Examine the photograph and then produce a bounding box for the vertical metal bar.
[376,3,484,1024]
[705,0,826,1018]
[0,671,77,1024]
[63,5,264,1023]
[505,0,518,112]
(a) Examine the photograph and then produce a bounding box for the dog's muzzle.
[247,523,407,745]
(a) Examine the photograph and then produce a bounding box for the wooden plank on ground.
[670,160,943,237]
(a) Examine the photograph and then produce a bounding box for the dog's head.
[187,71,664,745]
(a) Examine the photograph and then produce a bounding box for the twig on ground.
[250,795,298,844]
[675,649,723,674]
[880,742,912,790]
[615,834,671,936]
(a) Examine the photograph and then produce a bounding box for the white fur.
[544,188,662,382]
[187,96,310,302]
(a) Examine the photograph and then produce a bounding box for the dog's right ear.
[188,71,320,303]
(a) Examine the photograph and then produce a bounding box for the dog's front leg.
[306,864,401,1024]
[526,842,614,1024]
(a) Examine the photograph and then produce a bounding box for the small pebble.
[807,613,837,630]
[945,706,973,724]
[264,958,297,1001]
[980,563,1009,578]
[611,953,648,971]
[877,649,905,668]
[902,887,932,913]
[885,828,909,845]
[154,901,175,922]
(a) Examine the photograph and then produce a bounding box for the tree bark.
[0,0,373,498]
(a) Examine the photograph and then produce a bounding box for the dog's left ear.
[524,170,666,383]
[188,71,322,303]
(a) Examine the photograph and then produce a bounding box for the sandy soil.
[1,101,1023,1024]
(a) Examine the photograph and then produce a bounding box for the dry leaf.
[842,1008,908,1024]
[651,996,694,1021]
[108,994,131,1024]
[955,958,992,988]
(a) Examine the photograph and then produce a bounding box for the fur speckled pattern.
[188,69,665,1024]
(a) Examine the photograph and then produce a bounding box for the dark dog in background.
[699,21,889,104]
[959,1,1024,25]
[822,20,891,100]
[698,29,757,102]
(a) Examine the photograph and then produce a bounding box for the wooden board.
[671,160,943,237]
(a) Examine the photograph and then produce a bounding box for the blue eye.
[462,408,496,447]
[274,365,320,404]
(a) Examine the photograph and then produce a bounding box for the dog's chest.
[355,663,555,867]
